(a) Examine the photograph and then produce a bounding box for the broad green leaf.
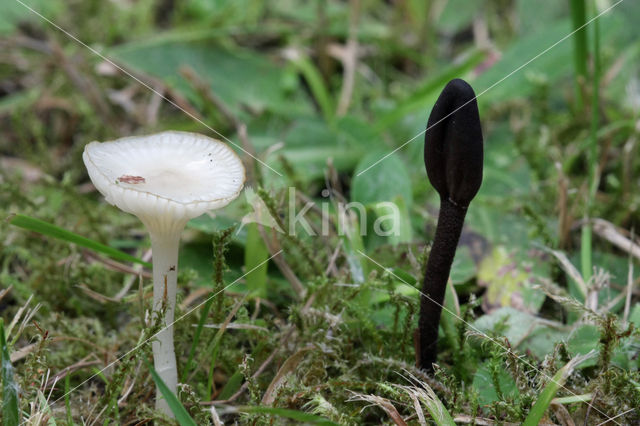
[472,19,614,104]
[566,324,600,369]
[146,361,197,426]
[450,245,476,285]
[567,324,600,356]
[352,152,413,246]
[525,326,571,360]
[111,39,307,117]
[1,319,20,426]
[352,152,412,207]
[372,197,412,245]
[472,360,519,405]
[477,246,545,313]
[515,0,566,35]
[472,307,566,358]
[438,0,484,33]
[270,145,364,183]
[375,50,485,130]
[7,214,150,267]
[479,123,532,200]
[271,116,374,182]
[0,0,62,34]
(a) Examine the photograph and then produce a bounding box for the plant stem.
[581,1,600,283]
[570,0,588,111]
[419,198,466,371]
[149,231,181,416]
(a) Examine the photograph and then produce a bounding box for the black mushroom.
[418,78,484,372]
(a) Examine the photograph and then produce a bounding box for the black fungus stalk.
[419,79,483,372]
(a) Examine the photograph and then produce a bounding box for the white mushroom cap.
[83,131,245,234]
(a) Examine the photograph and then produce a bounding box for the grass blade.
[581,2,601,283]
[146,361,197,426]
[290,54,334,122]
[244,223,269,297]
[236,406,340,425]
[569,0,588,110]
[181,297,214,383]
[7,213,150,268]
[523,351,596,426]
[1,319,20,426]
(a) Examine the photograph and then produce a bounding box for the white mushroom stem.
[82,131,246,418]
[149,229,182,414]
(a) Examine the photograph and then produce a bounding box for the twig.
[82,250,151,279]
[45,355,101,388]
[589,218,640,261]
[49,39,114,125]
[623,232,634,324]
[347,391,407,426]
[0,285,11,303]
[325,242,342,277]
[453,416,521,425]
[336,0,361,116]
[118,360,142,407]
[145,84,163,125]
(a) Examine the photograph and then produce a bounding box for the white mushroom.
[83,131,245,415]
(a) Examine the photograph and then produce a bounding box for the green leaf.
[567,324,600,355]
[0,0,62,35]
[340,214,367,284]
[375,50,485,130]
[288,54,334,122]
[474,20,573,104]
[472,307,567,358]
[372,196,412,245]
[7,214,150,268]
[111,38,306,118]
[477,247,544,313]
[449,245,476,285]
[566,324,599,369]
[217,371,244,401]
[1,319,20,426]
[629,304,640,326]
[441,280,461,353]
[523,352,596,426]
[244,223,270,297]
[146,361,197,426]
[352,152,412,207]
[236,406,340,425]
[439,0,484,33]
[351,152,413,247]
[472,360,519,405]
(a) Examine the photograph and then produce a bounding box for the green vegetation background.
[1,0,640,424]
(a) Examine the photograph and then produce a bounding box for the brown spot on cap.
[118,175,146,184]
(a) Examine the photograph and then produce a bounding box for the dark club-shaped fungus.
[418,78,483,372]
